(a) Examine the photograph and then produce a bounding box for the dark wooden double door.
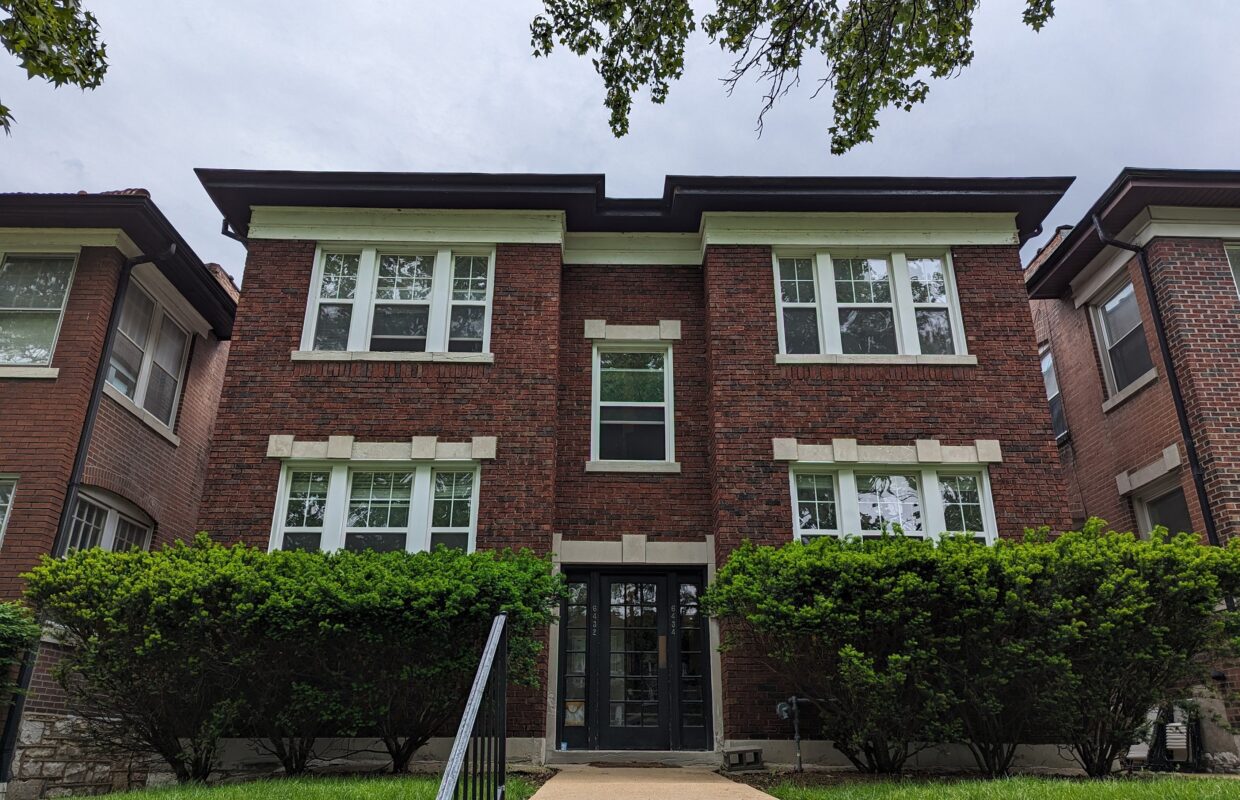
[557,569,712,751]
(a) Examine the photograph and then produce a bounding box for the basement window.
[302,247,494,354]
[791,467,996,543]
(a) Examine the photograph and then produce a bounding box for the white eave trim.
[0,228,141,258]
[700,212,1020,249]
[247,207,566,245]
[772,437,1003,465]
[563,232,702,266]
[266,434,498,461]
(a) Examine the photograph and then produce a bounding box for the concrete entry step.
[531,766,777,800]
[544,749,722,768]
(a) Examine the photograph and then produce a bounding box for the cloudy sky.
[4,1,1239,279]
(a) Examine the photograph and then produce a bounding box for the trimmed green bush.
[0,601,41,696]
[703,521,1240,777]
[23,537,562,782]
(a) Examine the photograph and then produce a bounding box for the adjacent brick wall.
[705,244,1072,738]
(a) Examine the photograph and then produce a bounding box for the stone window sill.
[102,382,181,446]
[1101,369,1158,414]
[0,365,59,379]
[775,353,978,366]
[585,460,682,474]
[291,350,494,364]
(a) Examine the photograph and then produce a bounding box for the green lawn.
[105,775,540,800]
[764,776,1240,800]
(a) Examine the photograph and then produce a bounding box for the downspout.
[0,246,170,780]
[1090,215,1220,548]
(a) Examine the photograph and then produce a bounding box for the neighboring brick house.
[195,169,1072,763]
[0,191,237,795]
[1025,167,1240,728]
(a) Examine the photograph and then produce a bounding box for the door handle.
[658,635,667,669]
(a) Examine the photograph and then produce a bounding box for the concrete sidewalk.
[530,766,776,799]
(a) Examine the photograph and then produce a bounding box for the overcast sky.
[4,1,1239,280]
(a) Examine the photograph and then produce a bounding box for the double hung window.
[106,283,192,426]
[775,251,966,357]
[591,346,674,463]
[1092,281,1154,395]
[0,253,76,366]
[1040,347,1068,440]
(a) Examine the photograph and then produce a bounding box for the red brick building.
[0,192,236,793]
[195,169,1073,764]
[1026,167,1240,729]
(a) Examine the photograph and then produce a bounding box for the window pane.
[600,420,666,461]
[116,288,155,348]
[907,258,949,304]
[1049,395,1068,440]
[0,311,61,365]
[1147,488,1193,536]
[432,471,474,529]
[915,309,955,355]
[0,479,15,536]
[857,473,923,533]
[348,471,414,528]
[599,352,665,402]
[112,517,150,552]
[319,254,358,300]
[430,531,469,551]
[0,256,74,309]
[370,304,429,351]
[452,256,489,301]
[153,316,188,372]
[1108,325,1154,391]
[313,304,352,350]
[106,334,144,398]
[1101,283,1142,342]
[66,498,107,552]
[142,365,179,424]
[447,305,485,352]
[782,308,821,354]
[834,258,892,304]
[1040,352,1060,399]
[344,532,406,552]
[376,254,433,300]
[838,308,898,354]
[778,258,815,303]
[282,532,322,552]
[940,475,984,535]
[795,473,837,531]
[285,471,330,528]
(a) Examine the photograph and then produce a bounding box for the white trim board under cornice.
[0,228,141,258]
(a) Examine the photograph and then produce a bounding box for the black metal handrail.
[436,612,508,800]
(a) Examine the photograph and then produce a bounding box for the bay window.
[0,253,76,366]
[774,250,966,357]
[271,462,479,553]
[790,466,996,542]
[302,247,494,354]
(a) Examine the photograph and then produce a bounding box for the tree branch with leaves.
[532,0,1057,154]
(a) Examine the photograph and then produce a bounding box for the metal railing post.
[435,613,509,800]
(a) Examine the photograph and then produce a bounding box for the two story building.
[0,190,237,795]
[1026,167,1240,728]
[194,169,1073,763]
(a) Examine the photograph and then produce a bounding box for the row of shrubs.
[14,538,562,783]
[702,520,1240,777]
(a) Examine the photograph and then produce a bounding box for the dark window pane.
[600,406,665,423]
[1101,283,1142,341]
[430,531,469,551]
[344,532,406,552]
[1147,488,1193,536]
[1109,325,1154,391]
[915,309,954,355]
[448,305,485,350]
[282,532,322,552]
[1049,394,1068,439]
[782,307,821,354]
[600,423,666,460]
[142,365,178,424]
[370,304,429,351]
[313,304,351,351]
[838,308,897,354]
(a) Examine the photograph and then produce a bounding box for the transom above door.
[557,568,711,751]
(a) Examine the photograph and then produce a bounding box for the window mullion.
[482,250,496,353]
[590,345,601,461]
[771,254,788,354]
[664,346,675,462]
[350,248,379,351]
[426,248,453,352]
[890,252,918,355]
[817,252,841,354]
[410,466,433,553]
[99,509,118,552]
[132,304,161,406]
[922,469,945,542]
[942,251,968,355]
[323,465,350,552]
[838,470,860,537]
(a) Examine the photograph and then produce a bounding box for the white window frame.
[788,466,998,543]
[1040,345,1068,442]
[63,489,154,554]
[0,250,79,367]
[268,462,481,553]
[1089,278,1154,397]
[589,343,676,466]
[300,246,496,354]
[773,249,967,357]
[105,281,193,429]
[1226,245,1240,300]
[0,475,16,546]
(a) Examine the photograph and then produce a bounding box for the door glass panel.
[608,581,659,728]
[679,582,706,729]
[562,581,589,728]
